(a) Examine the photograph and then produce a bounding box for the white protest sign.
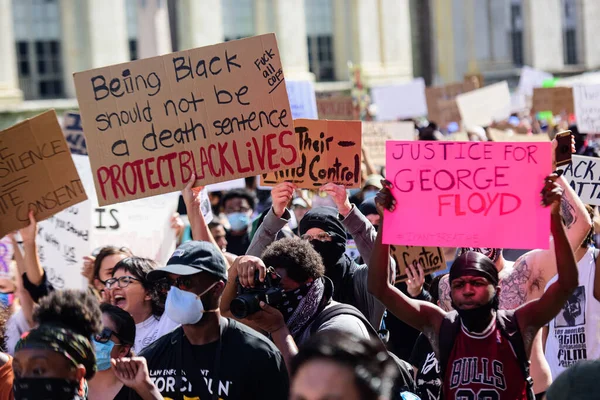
[573,85,600,133]
[206,178,246,193]
[362,122,415,166]
[558,155,600,206]
[372,78,428,121]
[456,81,511,127]
[286,80,318,119]
[518,66,553,97]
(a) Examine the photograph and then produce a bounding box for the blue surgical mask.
[227,212,250,231]
[363,190,377,200]
[93,338,115,371]
[348,188,361,197]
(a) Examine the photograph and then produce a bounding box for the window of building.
[12,0,64,99]
[510,0,524,66]
[562,0,579,65]
[305,0,335,81]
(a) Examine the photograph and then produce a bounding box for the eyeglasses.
[105,276,141,289]
[300,232,333,242]
[95,328,129,345]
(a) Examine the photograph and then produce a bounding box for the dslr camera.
[230,267,283,319]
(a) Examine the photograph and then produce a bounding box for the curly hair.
[261,237,325,283]
[93,246,133,283]
[291,330,398,400]
[0,304,9,352]
[112,257,166,318]
[34,289,102,338]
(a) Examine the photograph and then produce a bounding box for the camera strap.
[175,317,229,400]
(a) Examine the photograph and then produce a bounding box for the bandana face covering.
[276,278,325,337]
[14,377,81,400]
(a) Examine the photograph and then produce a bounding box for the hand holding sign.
[320,183,352,217]
[271,182,296,218]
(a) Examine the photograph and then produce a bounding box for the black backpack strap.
[309,303,379,339]
[437,311,461,383]
[496,310,535,400]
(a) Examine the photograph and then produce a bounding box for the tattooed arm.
[498,256,533,309]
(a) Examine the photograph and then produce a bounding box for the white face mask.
[165,282,219,325]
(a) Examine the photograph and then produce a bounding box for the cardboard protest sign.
[317,96,355,120]
[62,112,87,155]
[390,245,446,283]
[558,155,600,206]
[0,110,88,238]
[531,87,575,115]
[456,81,511,128]
[286,80,318,119]
[573,85,600,133]
[371,78,428,121]
[382,141,552,249]
[261,119,362,188]
[518,66,553,97]
[73,34,298,207]
[425,81,478,128]
[362,122,414,167]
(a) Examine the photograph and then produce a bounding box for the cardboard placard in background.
[425,80,478,128]
[371,78,428,121]
[573,85,600,133]
[286,80,318,119]
[0,110,88,238]
[390,245,446,283]
[73,34,298,206]
[317,96,355,120]
[261,119,362,188]
[456,81,511,127]
[531,87,575,114]
[362,122,415,166]
[558,155,600,206]
[62,112,87,155]
[382,141,552,249]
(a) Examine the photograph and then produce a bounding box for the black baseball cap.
[147,241,228,282]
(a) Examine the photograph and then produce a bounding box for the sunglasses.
[94,328,130,345]
[300,232,334,242]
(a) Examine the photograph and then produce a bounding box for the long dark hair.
[112,257,166,318]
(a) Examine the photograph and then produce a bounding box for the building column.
[377,0,413,83]
[0,0,23,105]
[254,0,269,35]
[431,0,456,84]
[60,0,129,98]
[522,0,564,71]
[332,0,351,81]
[177,0,224,50]
[580,0,600,69]
[273,0,313,81]
[137,0,172,59]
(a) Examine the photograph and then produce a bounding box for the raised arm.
[516,173,579,332]
[367,182,445,333]
[19,211,44,286]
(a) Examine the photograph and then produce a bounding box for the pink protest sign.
[383,141,552,249]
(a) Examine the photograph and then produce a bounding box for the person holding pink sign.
[368,173,579,400]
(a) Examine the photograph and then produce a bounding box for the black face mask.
[311,240,345,268]
[14,377,82,400]
[451,294,499,332]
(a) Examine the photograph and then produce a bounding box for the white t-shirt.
[134,313,179,355]
[4,309,30,355]
[544,247,600,378]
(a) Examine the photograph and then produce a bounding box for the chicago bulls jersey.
[443,318,527,400]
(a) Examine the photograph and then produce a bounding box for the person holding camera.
[222,237,371,370]
[129,241,289,400]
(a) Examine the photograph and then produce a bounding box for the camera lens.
[230,293,262,319]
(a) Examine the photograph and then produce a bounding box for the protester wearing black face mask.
[246,182,395,330]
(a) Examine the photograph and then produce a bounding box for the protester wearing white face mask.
[129,241,288,400]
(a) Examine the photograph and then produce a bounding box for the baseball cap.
[292,197,308,208]
[363,174,384,190]
[147,241,228,282]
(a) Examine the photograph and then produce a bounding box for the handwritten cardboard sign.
[0,110,88,238]
[558,155,600,206]
[425,81,478,128]
[390,245,446,283]
[382,141,552,249]
[317,96,355,120]
[573,85,600,133]
[62,112,87,155]
[286,80,318,119]
[73,34,298,206]
[371,78,428,121]
[456,81,511,127]
[531,87,574,115]
[362,122,414,167]
[261,119,362,188]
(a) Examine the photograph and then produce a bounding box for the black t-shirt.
[225,231,251,256]
[409,333,442,400]
[134,319,288,400]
